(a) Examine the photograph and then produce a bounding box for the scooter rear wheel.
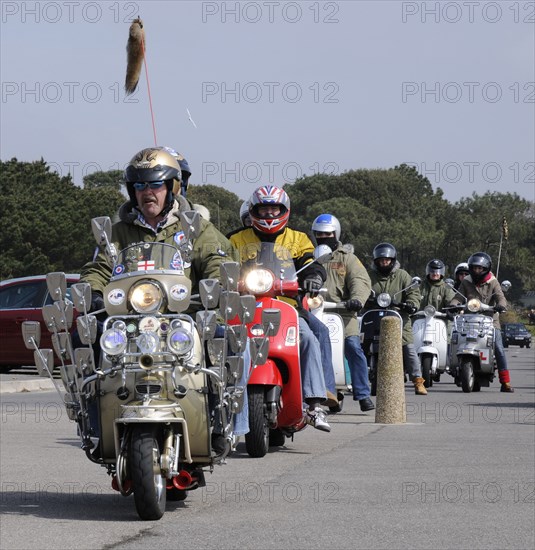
[245,386,269,458]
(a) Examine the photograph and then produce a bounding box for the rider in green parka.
[365,242,427,395]
[419,259,456,311]
[80,146,235,304]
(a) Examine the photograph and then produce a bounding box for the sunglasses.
[133,181,166,191]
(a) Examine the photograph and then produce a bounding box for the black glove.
[401,302,417,315]
[494,305,506,313]
[302,274,323,298]
[90,291,105,312]
[345,299,363,312]
[446,311,456,321]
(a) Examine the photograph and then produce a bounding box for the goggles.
[133,181,166,191]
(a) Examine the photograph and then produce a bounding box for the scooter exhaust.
[172,470,193,490]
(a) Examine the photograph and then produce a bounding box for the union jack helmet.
[249,185,291,235]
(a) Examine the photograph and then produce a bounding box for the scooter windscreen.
[236,242,297,296]
[111,242,186,279]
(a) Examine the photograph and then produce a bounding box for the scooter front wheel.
[460,359,475,393]
[130,425,166,520]
[421,354,433,388]
[245,386,270,458]
[369,355,377,397]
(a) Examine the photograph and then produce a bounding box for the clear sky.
[1,0,534,204]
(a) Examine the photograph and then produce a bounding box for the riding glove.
[90,291,105,312]
[303,274,323,298]
[401,302,417,315]
[345,299,363,312]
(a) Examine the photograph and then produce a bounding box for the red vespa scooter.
[232,242,327,457]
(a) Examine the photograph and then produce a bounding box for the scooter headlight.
[467,298,481,313]
[129,282,163,313]
[424,305,436,317]
[245,269,274,294]
[101,328,127,356]
[167,327,194,355]
[136,331,160,354]
[377,293,392,308]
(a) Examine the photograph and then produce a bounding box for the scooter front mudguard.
[418,346,440,374]
[248,297,304,428]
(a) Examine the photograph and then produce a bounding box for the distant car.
[0,274,80,370]
[502,323,532,348]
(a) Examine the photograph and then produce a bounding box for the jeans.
[403,344,422,379]
[214,324,250,436]
[344,336,371,400]
[494,329,508,372]
[305,313,337,395]
[233,339,251,436]
[298,317,327,401]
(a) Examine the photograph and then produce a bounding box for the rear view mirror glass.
[46,272,67,302]
[22,321,41,349]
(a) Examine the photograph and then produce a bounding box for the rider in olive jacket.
[368,263,421,345]
[311,214,374,412]
[365,243,427,395]
[419,259,456,311]
[321,243,371,338]
[81,194,235,300]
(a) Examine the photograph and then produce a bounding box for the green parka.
[419,279,456,311]
[322,244,372,337]
[367,262,421,345]
[80,196,236,298]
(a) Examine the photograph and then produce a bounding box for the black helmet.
[468,252,492,282]
[426,259,445,279]
[162,147,191,196]
[373,242,397,275]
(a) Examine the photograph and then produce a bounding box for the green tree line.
[1,159,533,302]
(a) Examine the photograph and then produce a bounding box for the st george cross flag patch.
[138,260,155,271]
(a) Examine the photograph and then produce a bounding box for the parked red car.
[0,274,80,371]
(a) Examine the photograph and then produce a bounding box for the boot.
[499,370,514,393]
[324,390,339,408]
[413,377,427,395]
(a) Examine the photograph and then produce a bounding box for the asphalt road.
[0,346,533,550]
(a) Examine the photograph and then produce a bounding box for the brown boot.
[413,377,427,395]
[324,390,339,408]
[500,383,515,393]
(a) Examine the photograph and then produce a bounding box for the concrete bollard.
[375,316,406,424]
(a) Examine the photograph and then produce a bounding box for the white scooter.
[411,305,450,388]
[308,295,351,412]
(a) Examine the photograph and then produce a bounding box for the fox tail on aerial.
[125,17,145,96]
